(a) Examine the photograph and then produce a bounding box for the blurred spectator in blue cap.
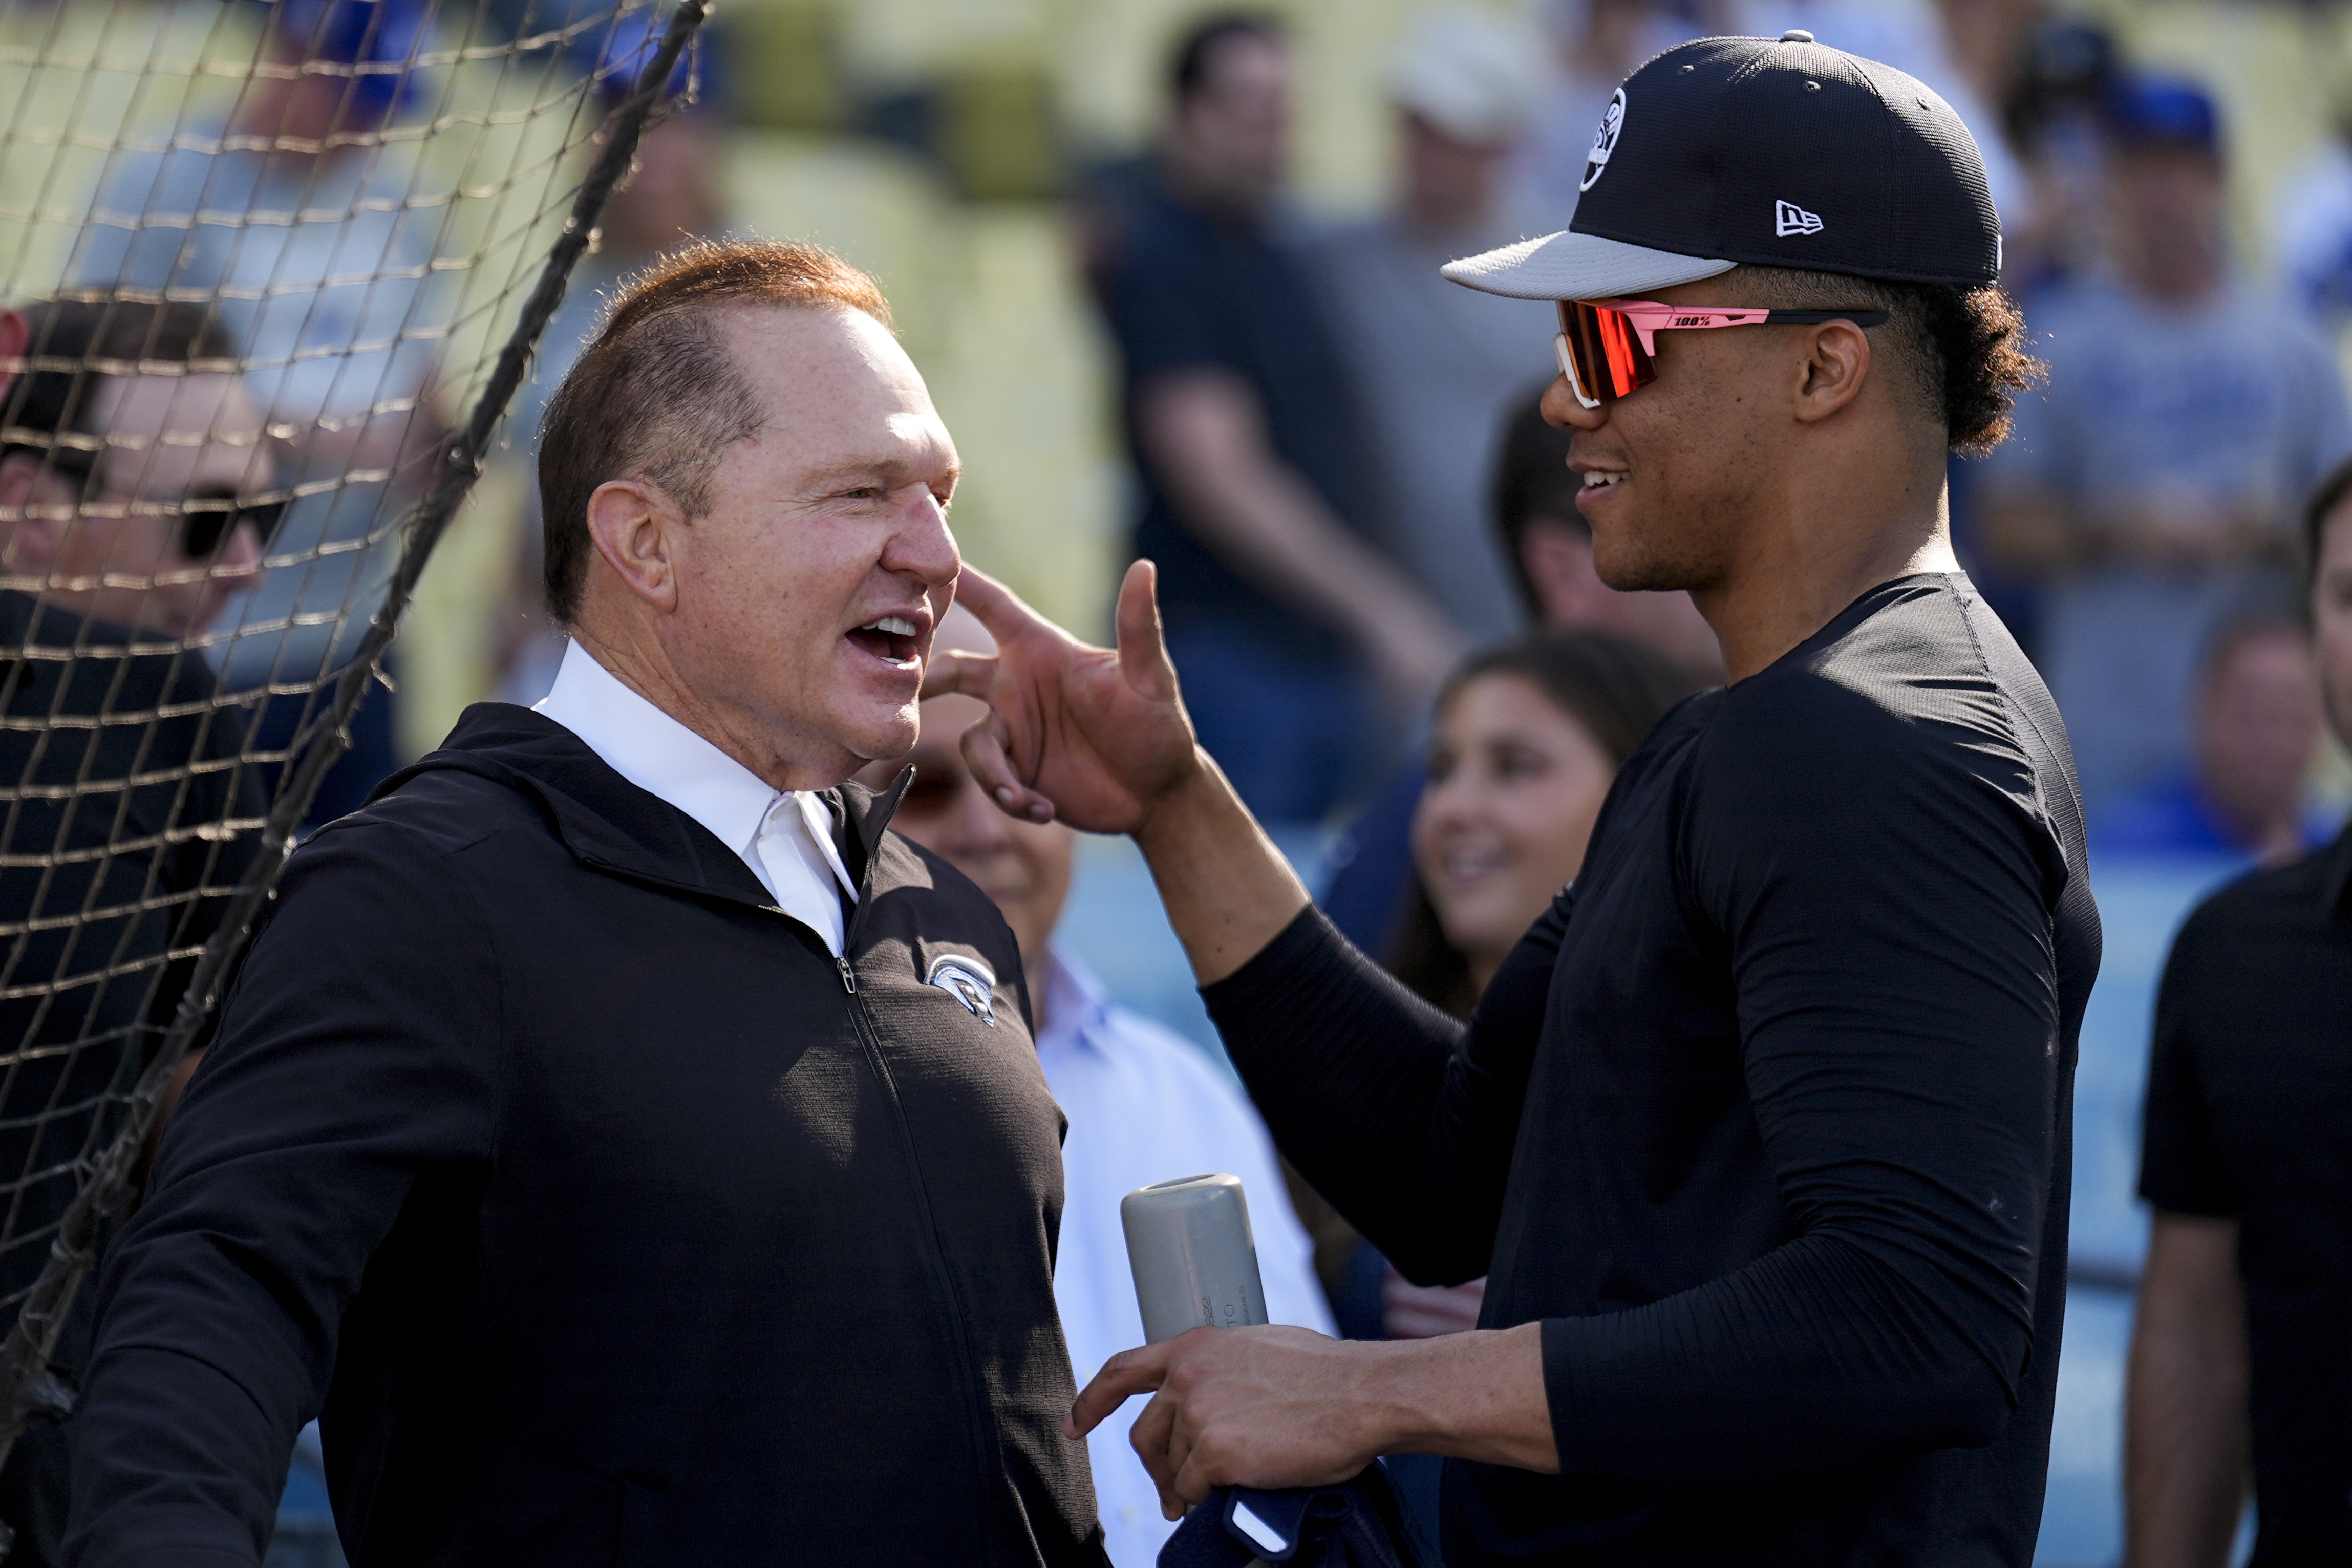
[2108,72,2220,155]
[495,10,731,706]
[1081,15,1463,823]
[1976,75,2352,819]
[69,0,452,823]
[1305,8,1555,643]
[272,0,432,123]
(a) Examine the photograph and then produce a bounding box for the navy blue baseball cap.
[2105,75,2222,155]
[1443,33,2002,300]
[271,0,432,121]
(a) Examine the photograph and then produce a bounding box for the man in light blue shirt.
[864,605,1333,1566]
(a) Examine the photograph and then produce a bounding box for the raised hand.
[927,560,1202,835]
[930,559,1310,984]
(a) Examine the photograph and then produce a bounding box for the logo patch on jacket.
[925,953,998,1028]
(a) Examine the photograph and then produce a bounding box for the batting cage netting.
[0,0,707,1512]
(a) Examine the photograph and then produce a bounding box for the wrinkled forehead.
[727,306,947,439]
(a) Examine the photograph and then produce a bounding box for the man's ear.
[1790,319,1872,425]
[583,476,683,613]
[0,452,68,575]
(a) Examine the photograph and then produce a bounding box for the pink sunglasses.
[1554,298,1891,409]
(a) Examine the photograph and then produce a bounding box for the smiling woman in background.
[1389,630,1700,1021]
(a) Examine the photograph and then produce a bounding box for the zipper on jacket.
[826,819,1002,1564]
[756,906,861,996]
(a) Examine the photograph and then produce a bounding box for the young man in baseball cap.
[939,33,2094,1564]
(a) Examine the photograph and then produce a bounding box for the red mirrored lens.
[1557,300,1657,402]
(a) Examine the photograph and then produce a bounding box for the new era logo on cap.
[1775,200,1823,237]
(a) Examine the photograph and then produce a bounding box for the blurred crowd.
[29,0,2335,854]
[7,0,2352,1564]
[486,0,2352,865]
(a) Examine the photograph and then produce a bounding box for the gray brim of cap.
[1441,228,1735,300]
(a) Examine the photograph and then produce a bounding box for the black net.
[0,0,707,1465]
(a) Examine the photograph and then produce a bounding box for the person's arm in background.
[1974,483,2086,575]
[1978,320,2351,576]
[1135,368,1464,705]
[2124,1214,2249,1568]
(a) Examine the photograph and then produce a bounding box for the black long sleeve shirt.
[1206,575,2100,1565]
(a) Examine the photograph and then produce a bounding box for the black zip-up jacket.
[63,704,1104,1567]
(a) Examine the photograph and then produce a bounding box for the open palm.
[926,562,1202,835]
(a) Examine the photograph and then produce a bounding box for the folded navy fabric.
[1158,1464,1423,1567]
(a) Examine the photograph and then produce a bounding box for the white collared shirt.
[533,640,859,955]
[1033,946,1334,1566]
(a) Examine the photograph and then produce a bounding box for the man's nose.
[1541,374,1609,433]
[884,484,961,587]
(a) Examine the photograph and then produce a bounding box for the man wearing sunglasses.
[0,303,275,640]
[0,298,270,1566]
[934,32,2097,1567]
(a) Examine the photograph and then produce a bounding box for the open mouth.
[1579,471,1626,491]
[846,614,921,665]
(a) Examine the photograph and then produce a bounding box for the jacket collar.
[375,702,913,908]
[532,640,859,902]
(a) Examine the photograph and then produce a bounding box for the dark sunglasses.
[176,490,287,558]
[27,445,285,559]
[1553,298,1893,409]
